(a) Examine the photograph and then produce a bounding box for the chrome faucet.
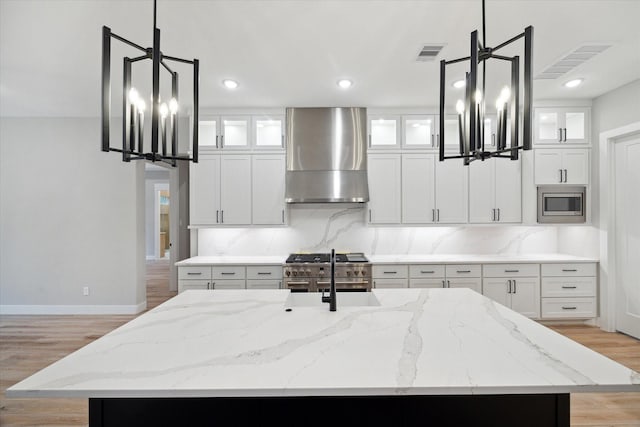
[321,249,337,311]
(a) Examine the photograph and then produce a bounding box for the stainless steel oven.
[537,185,585,223]
[283,253,371,292]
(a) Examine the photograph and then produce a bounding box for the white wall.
[197,205,559,257]
[0,118,146,314]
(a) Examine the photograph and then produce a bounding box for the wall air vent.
[416,44,445,62]
[535,44,612,80]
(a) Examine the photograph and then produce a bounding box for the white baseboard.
[0,301,147,315]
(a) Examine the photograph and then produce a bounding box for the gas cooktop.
[285,253,369,264]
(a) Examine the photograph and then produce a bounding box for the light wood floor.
[1,260,638,426]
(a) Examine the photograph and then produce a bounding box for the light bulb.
[500,86,511,100]
[169,98,178,114]
[159,103,169,119]
[495,98,505,111]
[136,99,146,112]
[456,100,465,114]
[474,90,483,103]
[128,88,140,105]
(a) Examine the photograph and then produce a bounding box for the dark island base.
[90,393,569,427]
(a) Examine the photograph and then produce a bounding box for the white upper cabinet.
[219,155,252,224]
[369,115,401,148]
[252,115,284,150]
[190,154,221,226]
[402,115,437,148]
[435,158,468,223]
[368,153,402,223]
[438,114,462,151]
[535,149,589,185]
[402,154,436,223]
[534,107,590,145]
[469,158,522,224]
[252,155,286,225]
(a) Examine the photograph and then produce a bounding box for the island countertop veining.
[7,289,638,399]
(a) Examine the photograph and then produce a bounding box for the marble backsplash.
[197,204,564,256]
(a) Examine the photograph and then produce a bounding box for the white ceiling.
[1,0,639,117]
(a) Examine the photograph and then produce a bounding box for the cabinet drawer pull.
[383,271,398,274]
[187,272,202,275]
[221,272,236,275]
[456,270,471,273]
[257,272,272,275]
[562,306,577,310]
[420,270,435,274]
[561,286,577,289]
[504,269,519,273]
[562,269,577,272]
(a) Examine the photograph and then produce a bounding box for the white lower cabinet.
[178,264,284,292]
[246,265,282,289]
[482,264,540,319]
[540,263,597,319]
[407,264,481,292]
[212,265,246,289]
[373,264,408,288]
[178,266,213,292]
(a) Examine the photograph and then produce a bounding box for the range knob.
[361,270,366,276]
[319,270,325,276]
[346,271,352,277]
[306,269,312,276]
[286,270,291,277]
[293,271,298,277]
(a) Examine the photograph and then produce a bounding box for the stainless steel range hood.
[285,107,369,203]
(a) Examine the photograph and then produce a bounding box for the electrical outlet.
[83,286,90,296]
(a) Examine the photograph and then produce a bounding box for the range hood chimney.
[285,107,369,203]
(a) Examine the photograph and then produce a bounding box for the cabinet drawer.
[373,278,408,288]
[409,278,446,288]
[448,278,482,293]
[212,280,246,290]
[541,297,597,319]
[541,277,596,297]
[178,266,212,280]
[213,266,246,280]
[541,263,596,277]
[409,265,445,278]
[445,264,481,278]
[246,280,281,289]
[178,279,211,293]
[483,263,539,278]
[372,265,408,279]
[247,265,283,280]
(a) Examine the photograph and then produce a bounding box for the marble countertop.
[177,254,597,266]
[8,289,637,399]
[176,256,288,266]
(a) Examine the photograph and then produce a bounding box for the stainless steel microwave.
[537,186,586,223]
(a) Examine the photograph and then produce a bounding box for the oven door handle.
[286,281,311,286]
[316,281,370,286]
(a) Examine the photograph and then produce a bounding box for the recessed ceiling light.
[452,79,466,89]
[564,78,583,88]
[223,79,239,89]
[337,79,353,89]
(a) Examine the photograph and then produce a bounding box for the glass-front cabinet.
[197,116,251,150]
[534,107,589,145]
[252,115,284,150]
[402,115,436,148]
[369,115,401,148]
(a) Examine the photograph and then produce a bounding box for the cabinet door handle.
[383,271,397,274]
[563,128,567,142]
[561,285,577,289]
[431,133,435,147]
[507,279,512,294]
[513,279,517,294]
[504,270,519,273]
[432,209,435,222]
[558,128,562,142]
[562,306,577,310]
[442,280,446,288]
[446,280,450,288]
[368,134,372,148]
[496,208,500,221]
[257,272,272,276]
[282,209,285,224]
[369,209,372,222]
[187,272,202,275]
[492,208,496,221]
[559,169,563,183]
[564,169,568,183]
[457,270,471,273]
[221,210,224,223]
[420,270,435,274]
[211,282,215,289]
[221,272,236,275]
[215,135,219,148]
[216,210,219,223]
[491,133,496,147]
[437,209,440,222]
[281,135,285,148]
[562,269,577,272]
[436,133,440,147]
[220,135,224,148]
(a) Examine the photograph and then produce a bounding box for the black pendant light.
[101,0,199,165]
[439,0,533,164]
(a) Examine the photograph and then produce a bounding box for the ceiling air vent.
[416,44,445,62]
[535,44,612,80]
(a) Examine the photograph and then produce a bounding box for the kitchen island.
[7,289,639,426]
